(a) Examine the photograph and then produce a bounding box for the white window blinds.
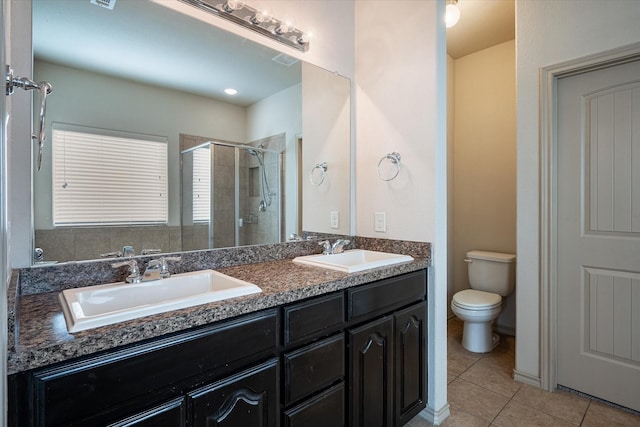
[52,127,168,226]
[192,147,211,223]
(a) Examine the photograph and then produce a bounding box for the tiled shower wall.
[35,225,182,263]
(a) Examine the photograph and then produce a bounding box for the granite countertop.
[8,238,430,375]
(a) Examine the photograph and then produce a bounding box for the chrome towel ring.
[377,152,401,181]
[310,162,328,186]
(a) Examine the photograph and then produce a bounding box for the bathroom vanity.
[7,241,430,427]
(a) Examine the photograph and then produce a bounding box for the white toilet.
[451,250,516,353]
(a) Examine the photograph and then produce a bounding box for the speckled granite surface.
[8,238,431,375]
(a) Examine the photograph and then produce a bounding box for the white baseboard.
[416,403,451,425]
[513,369,542,388]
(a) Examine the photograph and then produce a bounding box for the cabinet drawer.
[32,309,278,426]
[348,270,426,322]
[283,382,345,427]
[284,334,345,405]
[108,397,186,427]
[284,292,345,346]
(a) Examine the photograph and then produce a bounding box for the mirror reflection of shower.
[247,145,275,212]
[181,136,284,251]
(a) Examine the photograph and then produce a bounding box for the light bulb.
[275,20,293,35]
[222,0,244,13]
[297,31,312,45]
[445,2,460,28]
[250,10,270,24]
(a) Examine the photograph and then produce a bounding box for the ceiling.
[32,0,301,107]
[446,0,515,59]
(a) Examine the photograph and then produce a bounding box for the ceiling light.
[224,88,238,95]
[445,0,460,28]
[178,0,310,52]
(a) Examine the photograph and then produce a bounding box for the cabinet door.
[108,397,186,427]
[394,303,427,426]
[188,359,278,427]
[348,316,393,427]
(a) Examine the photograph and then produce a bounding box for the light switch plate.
[374,212,386,232]
[330,211,339,229]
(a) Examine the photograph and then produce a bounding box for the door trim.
[540,41,640,391]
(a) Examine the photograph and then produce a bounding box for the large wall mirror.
[31,0,351,264]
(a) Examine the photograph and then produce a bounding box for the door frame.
[539,41,640,391]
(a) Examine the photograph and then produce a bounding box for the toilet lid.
[453,289,501,309]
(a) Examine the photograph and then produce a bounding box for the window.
[192,146,211,223]
[52,125,168,226]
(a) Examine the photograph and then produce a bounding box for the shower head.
[247,148,258,156]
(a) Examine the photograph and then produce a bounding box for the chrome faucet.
[318,239,351,255]
[331,239,350,254]
[143,256,182,281]
[112,260,142,283]
[122,245,135,258]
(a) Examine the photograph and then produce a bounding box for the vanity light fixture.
[445,0,461,28]
[178,0,310,52]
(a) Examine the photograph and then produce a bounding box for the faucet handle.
[101,251,123,258]
[141,248,161,255]
[153,256,182,279]
[318,240,331,255]
[112,260,141,283]
[122,245,135,258]
[331,239,351,254]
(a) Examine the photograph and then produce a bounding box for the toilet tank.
[466,250,516,296]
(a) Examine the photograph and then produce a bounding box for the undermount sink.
[59,270,261,333]
[293,249,414,273]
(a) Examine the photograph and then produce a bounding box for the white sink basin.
[59,270,261,333]
[293,249,414,273]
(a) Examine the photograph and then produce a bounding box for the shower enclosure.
[181,141,283,250]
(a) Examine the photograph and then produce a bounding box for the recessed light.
[224,88,238,95]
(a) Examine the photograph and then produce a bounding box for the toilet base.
[462,321,500,353]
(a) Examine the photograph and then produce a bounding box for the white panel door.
[557,58,640,412]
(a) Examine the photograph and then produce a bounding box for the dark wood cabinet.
[394,303,427,426]
[188,359,279,427]
[9,269,428,427]
[346,271,427,427]
[348,316,394,427]
[25,309,278,426]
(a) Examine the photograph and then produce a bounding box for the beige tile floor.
[408,318,640,427]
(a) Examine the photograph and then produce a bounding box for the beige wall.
[451,40,516,332]
[355,1,448,421]
[446,54,455,318]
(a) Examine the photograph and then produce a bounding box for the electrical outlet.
[374,212,386,232]
[330,211,339,229]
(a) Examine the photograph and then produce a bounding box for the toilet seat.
[452,289,501,310]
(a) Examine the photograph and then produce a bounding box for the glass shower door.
[181,142,282,250]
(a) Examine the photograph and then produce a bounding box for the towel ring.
[310,162,327,186]
[377,152,401,181]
